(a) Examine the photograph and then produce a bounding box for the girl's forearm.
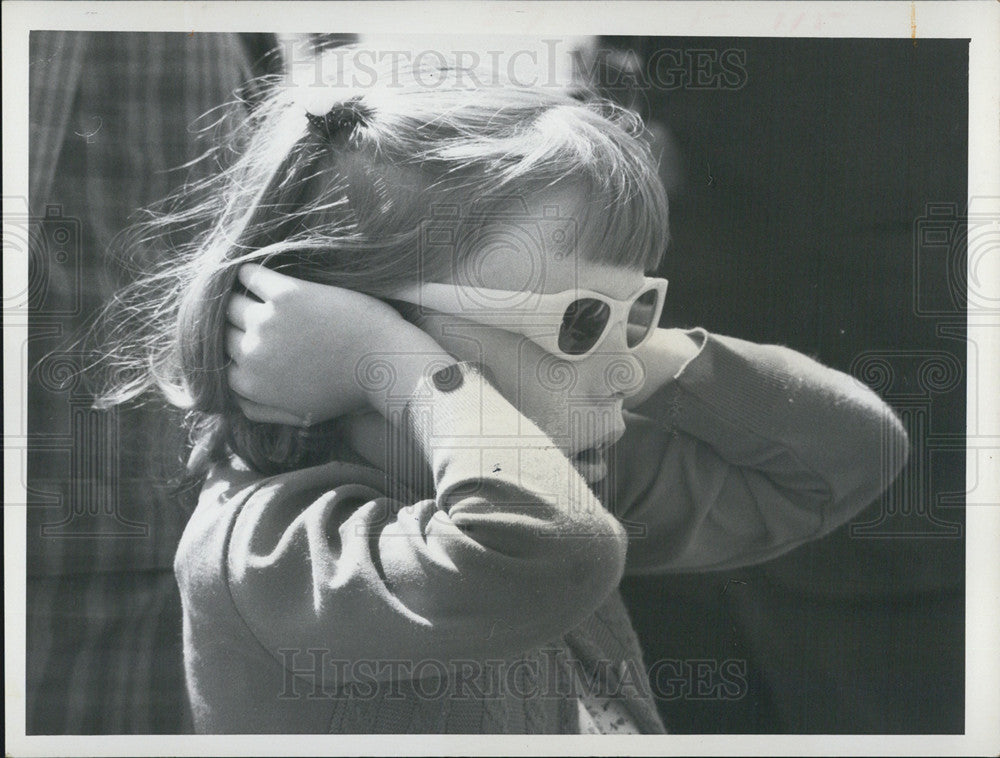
[631,329,910,522]
[361,327,459,419]
[397,360,628,639]
[615,329,910,572]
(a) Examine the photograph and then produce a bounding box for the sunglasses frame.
[388,277,669,360]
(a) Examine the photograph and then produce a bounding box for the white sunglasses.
[388,277,668,360]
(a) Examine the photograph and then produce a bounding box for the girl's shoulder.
[201,454,395,510]
[174,454,396,581]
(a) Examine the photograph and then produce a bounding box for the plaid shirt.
[26,31,260,734]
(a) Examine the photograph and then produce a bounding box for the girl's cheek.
[509,346,576,442]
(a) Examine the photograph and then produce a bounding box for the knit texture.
[175,331,909,733]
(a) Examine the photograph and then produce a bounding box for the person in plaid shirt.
[26,30,272,734]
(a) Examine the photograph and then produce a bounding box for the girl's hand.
[225,264,454,425]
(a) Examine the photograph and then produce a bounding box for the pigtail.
[304,96,374,143]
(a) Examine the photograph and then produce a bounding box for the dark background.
[26,35,967,733]
[611,37,967,733]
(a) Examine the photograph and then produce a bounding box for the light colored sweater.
[174,329,909,733]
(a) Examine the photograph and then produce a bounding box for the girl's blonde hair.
[96,47,670,476]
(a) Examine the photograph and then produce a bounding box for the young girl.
[100,49,909,734]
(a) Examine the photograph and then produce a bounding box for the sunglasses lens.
[558,298,611,355]
[626,289,659,348]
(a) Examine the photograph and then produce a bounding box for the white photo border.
[4,2,999,756]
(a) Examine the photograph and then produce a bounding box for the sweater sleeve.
[612,329,910,574]
[224,362,628,680]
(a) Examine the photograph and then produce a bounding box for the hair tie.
[305,98,373,142]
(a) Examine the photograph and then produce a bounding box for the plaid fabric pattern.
[26,31,259,734]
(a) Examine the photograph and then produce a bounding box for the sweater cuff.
[401,361,593,514]
[633,329,826,445]
[402,361,507,455]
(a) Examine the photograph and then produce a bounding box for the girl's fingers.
[237,263,295,302]
[225,292,258,331]
[233,394,307,427]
